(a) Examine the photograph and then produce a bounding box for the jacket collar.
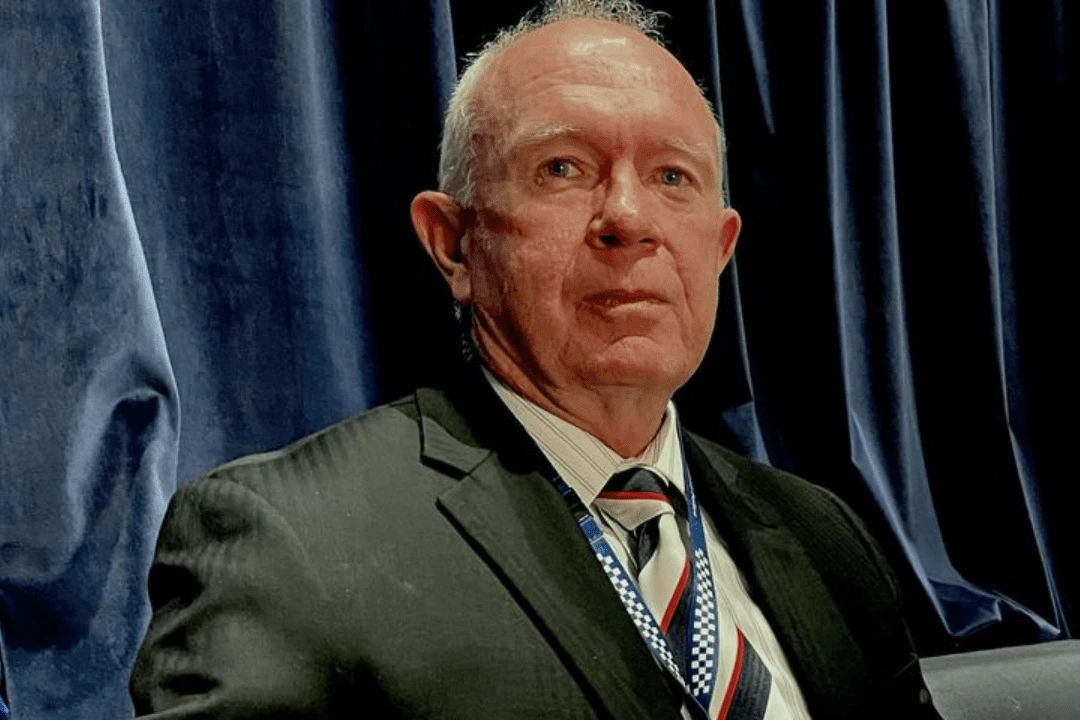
[683,435,872,717]
[413,366,867,718]
[415,367,685,720]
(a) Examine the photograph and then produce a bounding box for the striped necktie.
[596,466,775,720]
[596,467,692,677]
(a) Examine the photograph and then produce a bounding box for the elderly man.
[132,2,941,718]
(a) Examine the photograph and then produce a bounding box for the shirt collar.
[482,367,685,506]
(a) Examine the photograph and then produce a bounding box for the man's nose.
[587,165,657,253]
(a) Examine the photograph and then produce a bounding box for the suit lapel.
[683,433,868,717]
[416,380,684,720]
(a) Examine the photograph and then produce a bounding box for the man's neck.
[479,349,670,459]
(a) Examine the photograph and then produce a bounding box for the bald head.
[439,7,726,208]
[470,19,722,207]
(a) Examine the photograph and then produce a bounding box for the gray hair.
[437,0,727,208]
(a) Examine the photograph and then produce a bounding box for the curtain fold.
[822,0,1007,639]
[942,0,1069,636]
[716,0,1072,649]
[98,0,381,484]
[0,3,179,717]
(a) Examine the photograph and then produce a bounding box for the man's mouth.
[583,289,666,308]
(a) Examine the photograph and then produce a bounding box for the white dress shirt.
[484,369,812,720]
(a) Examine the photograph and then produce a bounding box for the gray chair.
[921,640,1080,719]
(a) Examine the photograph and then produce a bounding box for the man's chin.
[575,342,693,391]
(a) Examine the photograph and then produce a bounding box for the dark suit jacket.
[131,373,942,719]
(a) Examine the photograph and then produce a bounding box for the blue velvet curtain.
[0,0,1072,717]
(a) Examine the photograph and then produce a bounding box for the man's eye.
[543,158,579,179]
[660,168,688,186]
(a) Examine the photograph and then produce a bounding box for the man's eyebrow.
[505,123,585,151]
[661,135,714,167]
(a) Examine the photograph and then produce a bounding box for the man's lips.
[582,289,668,308]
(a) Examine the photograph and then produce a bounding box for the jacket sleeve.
[130,474,337,718]
[823,490,945,720]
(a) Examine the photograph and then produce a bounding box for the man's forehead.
[479,18,699,107]
[475,20,713,141]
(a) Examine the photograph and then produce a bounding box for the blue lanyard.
[544,435,720,717]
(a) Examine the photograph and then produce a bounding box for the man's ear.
[411,191,471,305]
[714,207,742,276]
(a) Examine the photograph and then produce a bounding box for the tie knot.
[595,467,675,530]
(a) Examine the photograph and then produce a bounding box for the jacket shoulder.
[684,431,902,600]
[684,431,848,520]
[186,394,423,493]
